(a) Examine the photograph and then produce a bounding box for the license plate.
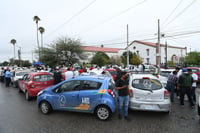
[140,104,158,110]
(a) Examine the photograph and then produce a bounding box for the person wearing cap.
[178,68,194,107]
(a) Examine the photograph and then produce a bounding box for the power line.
[74,0,148,36]
[46,0,97,37]
[163,0,197,29]
[162,0,183,27]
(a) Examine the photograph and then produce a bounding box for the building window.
[136,50,139,55]
[146,49,149,56]
[146,58,149,64]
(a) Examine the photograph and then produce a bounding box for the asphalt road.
[0,83,200,133]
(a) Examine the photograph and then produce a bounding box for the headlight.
[37,90,44,96]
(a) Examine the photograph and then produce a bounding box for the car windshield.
[191,69,199,73]
[16,72,29,76]
[132,78,162,90]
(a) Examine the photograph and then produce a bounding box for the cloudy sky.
[1,0,200,62]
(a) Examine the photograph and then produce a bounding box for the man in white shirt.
[188,69,198,103]
[64,67,74,80]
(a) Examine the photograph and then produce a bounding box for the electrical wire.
[163,0,197,29]
[162,0,183,27]
[46,0,97,37]
[74,0,148,36]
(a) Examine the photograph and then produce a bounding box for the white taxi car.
[129,73,171,113]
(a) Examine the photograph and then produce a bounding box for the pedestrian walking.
[178,68,194,107]
[188,69,198,103]
[115,71,132,121]
[166,71,178,102]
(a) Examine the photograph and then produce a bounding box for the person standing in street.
[166,71,178,102]
[178,68,194,107]
[115,71,132,121]
[53,67,62,85]
[188,69,198,103]
[5,68,11,87]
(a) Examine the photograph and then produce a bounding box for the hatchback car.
[18,72,54,100]
[37,76,116,121]
[128,73,171,113]
[11,70,31,88]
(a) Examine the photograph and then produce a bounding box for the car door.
[18,74,29,93]
[77,80,102,112]
[52,80,81,111]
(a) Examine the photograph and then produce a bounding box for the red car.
[105,68,117,81]
[187,67,200,83]
[18,72,54,100]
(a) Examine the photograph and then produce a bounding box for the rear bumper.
[129,100,171,112]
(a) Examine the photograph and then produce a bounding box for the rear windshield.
[132,78,162,90]
[160,71,171,77]
[33,74,53,82]
[191,69,199,73]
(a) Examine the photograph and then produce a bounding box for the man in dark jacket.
[178,68,194,107]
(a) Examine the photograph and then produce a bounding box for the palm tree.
[38,27,45,49]
[10,39,17,65]
[33,15,41,61]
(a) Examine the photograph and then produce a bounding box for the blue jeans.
[167,82,175,102]
[118,95,129,117]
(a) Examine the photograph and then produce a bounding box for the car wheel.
[198,105,200,116]
[40,101,52,114]
[25,91,31,101]
[13,82,17,88]
[95,105,111,121]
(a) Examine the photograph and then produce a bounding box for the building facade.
[81,40,187,65]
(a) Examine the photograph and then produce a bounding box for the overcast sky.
[1,0,200,62]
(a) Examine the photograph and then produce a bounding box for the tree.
[51,37,85,66]
[10,39,17,65]
[33,15,41,61]
[121,51,134,67]
[130,52,142,65]
[91,52,110,67]
[40,47,57,67]
[184,51,200,66]
[38,26,45,49]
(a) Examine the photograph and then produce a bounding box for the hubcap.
[97,107,109,120]
[41,103,49,114]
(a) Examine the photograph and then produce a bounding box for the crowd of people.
[166,67,198,108]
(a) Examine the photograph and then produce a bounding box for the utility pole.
[165,41,167,69]
[127,24,129,67]
[156,19,161,73]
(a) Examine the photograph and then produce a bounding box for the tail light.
[108,89,115,97]
[129,89,133,97]
[164,90,170,99]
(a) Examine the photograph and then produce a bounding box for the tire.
[25,91,31,101]
[198,105,200,116]
[39,101,52,114]
[13,82,17,88]
[95,105,112,121]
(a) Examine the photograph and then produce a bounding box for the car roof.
[130,73,158,80]
[72,75,111,81]
[29,72,52,76]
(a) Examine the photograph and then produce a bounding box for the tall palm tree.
[10,39,17,65]
[33,15,41,61]
[38,26,45,49]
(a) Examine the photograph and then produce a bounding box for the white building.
[125,40,187,65]
[81,40,187,65]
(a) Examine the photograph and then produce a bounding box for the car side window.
[59,80,81,92]
[81,80,102,90]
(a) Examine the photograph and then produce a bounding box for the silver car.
[129,73,171,113]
